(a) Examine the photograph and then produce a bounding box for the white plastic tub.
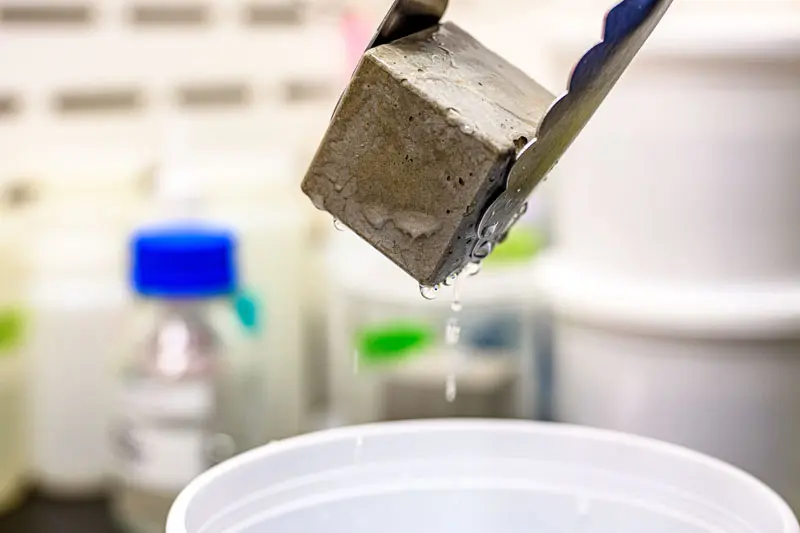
[167,419,798,533]
[535,257,800,513]
[26,213,128,497]
[534,1,800,513]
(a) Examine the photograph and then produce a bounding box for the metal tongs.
[303,0,674,286]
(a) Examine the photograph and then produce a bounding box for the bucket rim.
[167,419,798,533]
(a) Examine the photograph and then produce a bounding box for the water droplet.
[333,218,346,232]
[362,204,389,230]
[444,273,459,287]
[518,202,529,217]
[451,274,463,312]
[481,223,498,238]
[445,374,457,402]
[473,241,493,260]
[420,284,440,300]
[445,317,461,345]
[445,108,461,124]
[309,193,325,211]
[460,123,474,135]
[464,262,482,277]
[393,211,442,239]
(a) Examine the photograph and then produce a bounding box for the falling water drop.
[451,275,463,312]
[464,262,482,277]
[419,284,440,300]
[333,218,346,232]
[352,350,360,375]
[445,317,461,345]
[445,374,457,402]
[444,277,462,403]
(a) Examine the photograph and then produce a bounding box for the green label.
[0,308,25,356]
[484,226,545,268]
[356,322,434,366]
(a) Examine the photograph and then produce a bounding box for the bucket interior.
[169,420,795,533]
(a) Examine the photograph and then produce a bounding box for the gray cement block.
[302,22,554,286]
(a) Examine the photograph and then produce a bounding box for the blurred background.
[1,0,799,531]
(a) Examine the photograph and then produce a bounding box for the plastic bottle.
[148,132,274,449]
[111,225,255,533]
[12,145,145,498]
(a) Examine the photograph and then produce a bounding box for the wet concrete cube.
[302,22,554,286]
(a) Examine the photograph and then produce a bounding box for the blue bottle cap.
[131,225,237,298]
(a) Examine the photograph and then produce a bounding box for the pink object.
[340,11,372,75]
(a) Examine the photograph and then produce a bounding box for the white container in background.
[27,206,128,497]
[537,259,800,511]
[538,1,800,512]
[326,226,542,426]
[167,419,799,533]
[546,1,800,283]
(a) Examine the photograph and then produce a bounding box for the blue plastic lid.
[131,225,237,298]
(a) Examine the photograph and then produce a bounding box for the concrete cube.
[302,22,554,286]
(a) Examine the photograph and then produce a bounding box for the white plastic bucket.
[535,256,800,512]
[167,419,798,533]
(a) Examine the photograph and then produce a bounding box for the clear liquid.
[444,275,463,402]
[464,262,481,277]
[419,284,440,300]
[112,307,230,533]
[445,375,457,402]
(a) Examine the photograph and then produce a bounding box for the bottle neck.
[141,300,219,380]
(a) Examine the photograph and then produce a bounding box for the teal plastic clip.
[232,290,263,336]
